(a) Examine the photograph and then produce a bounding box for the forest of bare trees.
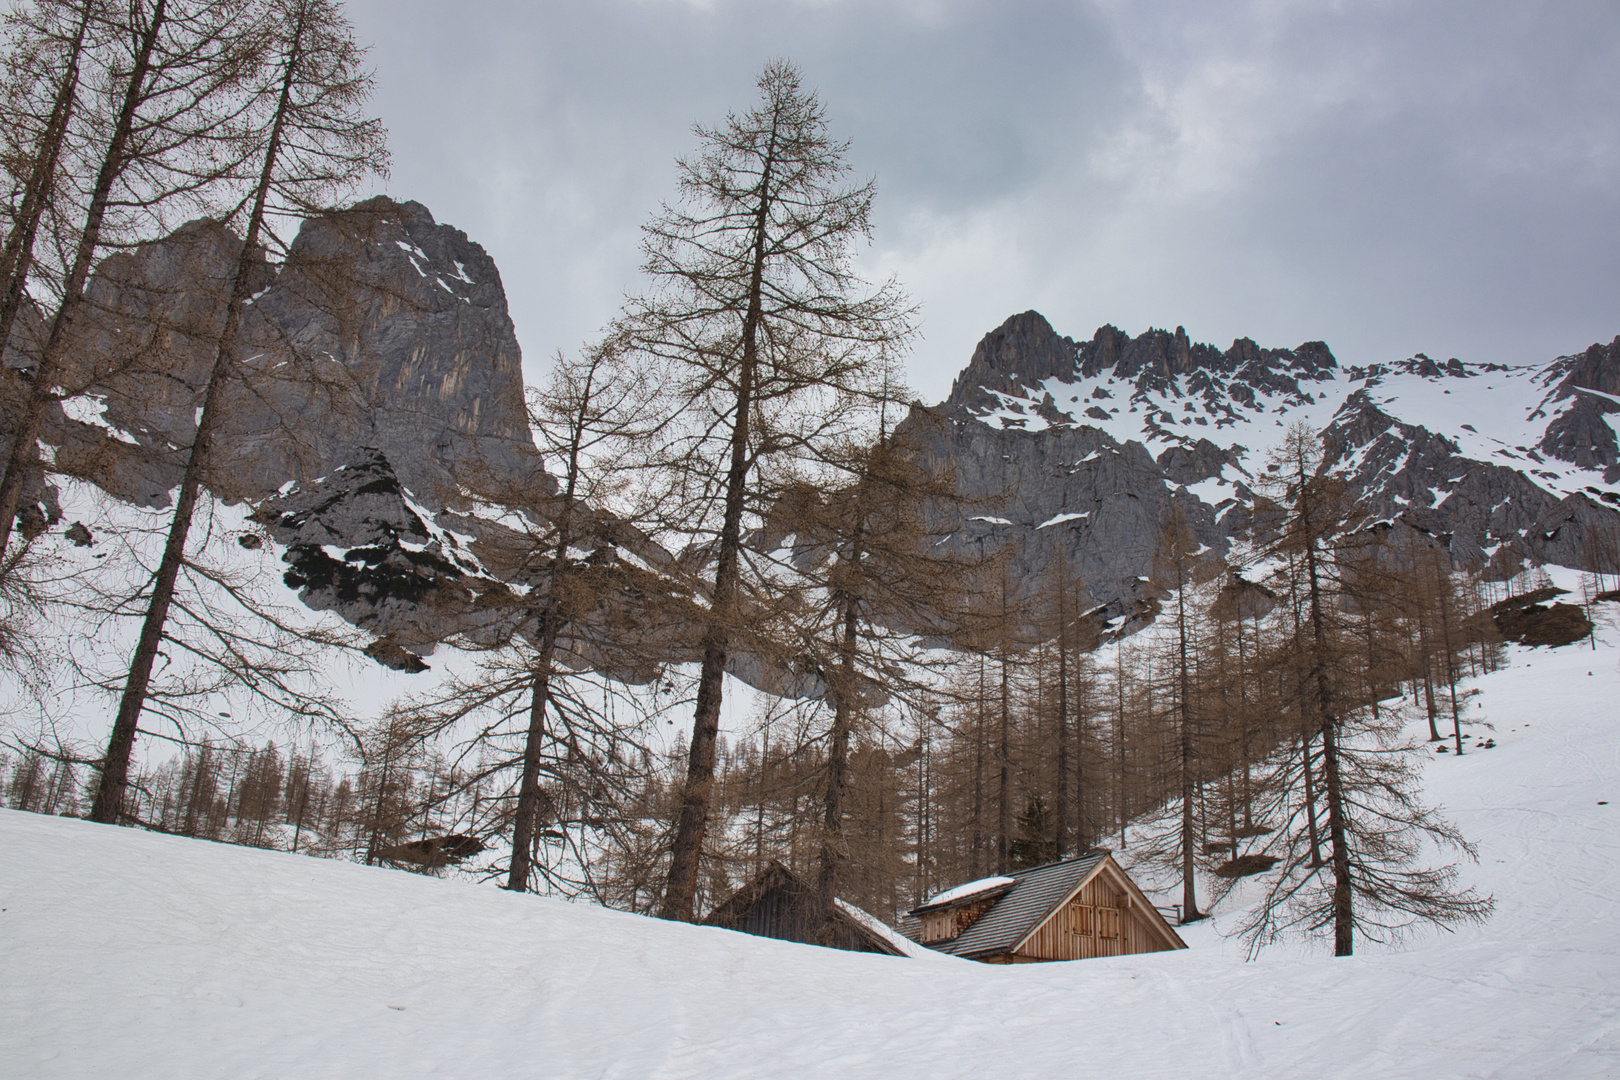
[0,4,1528,957]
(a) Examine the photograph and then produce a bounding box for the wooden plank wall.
[725,883,880,953]
[921,893,1005,944]
[1011,873,1171,961]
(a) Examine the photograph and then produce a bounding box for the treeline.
[1,736,458,864]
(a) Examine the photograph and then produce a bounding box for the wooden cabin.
[901,851,1186,963]
[703,860,914,956]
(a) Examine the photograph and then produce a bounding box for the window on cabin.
[1071,903,1094,936]
[1098,906,1121,939]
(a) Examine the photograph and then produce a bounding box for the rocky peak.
[945,312,1341,435]
[42,198,544,510]
[1078,324,1198,384]
[1534,337,1620,479]
[1543,336,1620,399]
[252,196,543,506]
[944,311,1080,415]
[908,310,1620,640]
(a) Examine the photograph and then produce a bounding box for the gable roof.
[937,851,1110,958]
[903,850,1187,959]
[833,899,936,959]
[703,860,910,956]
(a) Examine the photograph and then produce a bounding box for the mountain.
[5,200,803,688]
[9,203,1617,675]
[902,311,1620,633]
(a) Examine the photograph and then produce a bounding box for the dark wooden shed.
[703,860,912,956]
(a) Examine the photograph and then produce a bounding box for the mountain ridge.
[907,310,1620,633]
[8,210,1618,678]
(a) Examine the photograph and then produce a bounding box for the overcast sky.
[345,0,1620,405]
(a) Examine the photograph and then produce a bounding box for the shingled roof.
[932,852,1109,958]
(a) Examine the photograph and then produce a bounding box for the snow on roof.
[921,875,1014,909]
[833,899,944,960]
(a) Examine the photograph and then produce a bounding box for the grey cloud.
[344,0,1620,407]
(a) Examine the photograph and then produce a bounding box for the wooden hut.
[901,851,1186,963]
[703,860,914,956]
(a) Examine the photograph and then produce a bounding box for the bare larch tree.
[612,60,913,922]
[89,0,387,823]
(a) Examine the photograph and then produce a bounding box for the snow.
[1180,476,1232,506]
[954,342,1614,507]
[4,638,1620,1077]
[59,393,138,445]
[8,478,469,752]
[392,239,431,278]
[920,874,1016,908]
[833,898,949,960]
[1037,511,1089,528]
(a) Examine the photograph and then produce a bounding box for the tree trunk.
[89,3,297,823]
[1436,575,1464,756]
[1320,719,1354,956]
[0,2,94,358]
[1303,496,1353,954]
[505,670,553,891]
[816,592,859,942]
[1176,577,1202,921]
[972,655,986,877]
[1116,650,1127,849]
[1301,732,1324,869]
[996,614,1011,875]
[0,0,169,561]
[1072,637,1087,852]
[816,487,868,938]
[1055,583,1070,859]
[507,358,595,891]
[1417,611,1443,742]
[366,747,393,866]
[659,120,779,922]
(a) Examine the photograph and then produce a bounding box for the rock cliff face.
[7,200,559,667]
[906,311,1620,632]
[12,201,808,685]
[1534,337,1620,479]
[44,197,543,510]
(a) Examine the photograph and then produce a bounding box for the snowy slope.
[984,344,1612,503]
[5,639,1619,1077]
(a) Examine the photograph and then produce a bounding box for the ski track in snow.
[4,640,1620,1077]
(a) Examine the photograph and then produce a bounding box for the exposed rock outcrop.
[1535,337,1620,478]
[1487,588,1594,648]
[42,198,544,510]
[943,311,1081,418]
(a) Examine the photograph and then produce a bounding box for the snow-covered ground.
[4,637,1618,1078]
